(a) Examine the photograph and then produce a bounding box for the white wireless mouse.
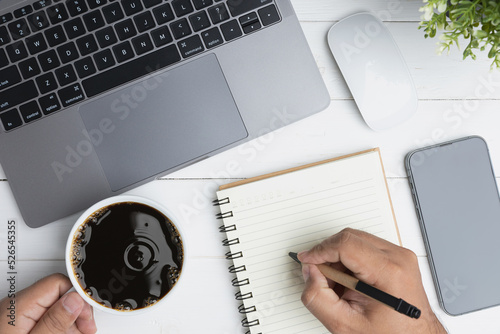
[328,13,418,131]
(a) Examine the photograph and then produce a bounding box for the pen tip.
[289,252,301,264]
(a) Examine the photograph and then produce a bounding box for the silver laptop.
[0,0,330,228]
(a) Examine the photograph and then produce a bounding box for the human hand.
[298,228,447,334]
[0,273,97,334]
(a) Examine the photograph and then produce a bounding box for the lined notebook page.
[216,149,400,334]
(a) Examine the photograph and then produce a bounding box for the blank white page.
[216,149,400,334]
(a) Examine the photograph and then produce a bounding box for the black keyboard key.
[88,0,107,9]
[59,83,84,107]
[102,2,124,24]
[239,12,258,27]
[57,41,79,63]
[0,26,11,46]
[14,5,33,18]
[39,92,61,114]
[132,34,154,55]
[208,4,229,24]
[122,0,143,16]
[66,0,88,17]
[172,0,194,17]
[0,80,39,112]
[258,5,280,26]
[45,25,67,46]
[227,0,272,17]
[26,33,48,55]
[189,11,210,32]
[115,19,137,40]
[134,11,156,33]
[55,64,77,86]
[178,35,204,58]
[83,44,181,97]
[150,26,172,47]
[36,72,58,93]
[201,27,223,49]
[64,17,86,39]
[19,57,41,79]
[27,11,50,31]
[0,49,8,68]
[240,12,261,34]
[33,0,52,10]
[38,50,60,71]
[153,4,174,24]
[220,19,242,41]
[6,41,29,62]
[77,34,98,55]
[19,101,42,123]
[193,0,213,10]
[113,41,134,62]
[1,13,14,24]
[47,4,69,24]
[0,66,21,91]
[83,10,105,31]
[143,0,162,8]
[0,109,23,130]
[93,49,115,70]
[75,57,96,78]
[96,26,117,47]
[8,19,31,40]
[170,18,191,39]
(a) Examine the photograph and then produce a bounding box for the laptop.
[0,0,330,228]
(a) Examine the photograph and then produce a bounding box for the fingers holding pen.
[298,229,393,287]
[297,228,448,334]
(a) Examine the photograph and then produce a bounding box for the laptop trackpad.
[79,54,248,191]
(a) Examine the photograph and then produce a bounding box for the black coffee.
[70,202,183,311]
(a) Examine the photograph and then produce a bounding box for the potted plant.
[419,0,500,68]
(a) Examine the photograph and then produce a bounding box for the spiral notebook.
[214,148,401,334]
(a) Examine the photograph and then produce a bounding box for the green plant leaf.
[419,0,500,68]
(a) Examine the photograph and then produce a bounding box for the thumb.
[30,292,84,334]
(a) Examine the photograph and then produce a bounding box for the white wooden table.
[2,0,500,332]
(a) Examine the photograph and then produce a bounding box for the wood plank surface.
[1,0,500,333]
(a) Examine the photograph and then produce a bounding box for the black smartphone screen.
[406,136,500,315]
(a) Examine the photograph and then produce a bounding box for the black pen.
[289,252,421,319]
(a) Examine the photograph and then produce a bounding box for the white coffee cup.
[65,195,187,315]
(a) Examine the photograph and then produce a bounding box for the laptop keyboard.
[0,0,281,131]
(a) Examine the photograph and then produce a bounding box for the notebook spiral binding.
[216,197,261,332]
[229,264,246,273]
[235,291,253,300]
[239,304,257,314]
[225,251,243,259]
[219,224,236,232]
[213,197,230,206]
[216,211,233,219]
[242,318,260,328]
[222,238,240,246]
[231,277,250,287]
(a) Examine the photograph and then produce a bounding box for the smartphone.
[406,136,500,316]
